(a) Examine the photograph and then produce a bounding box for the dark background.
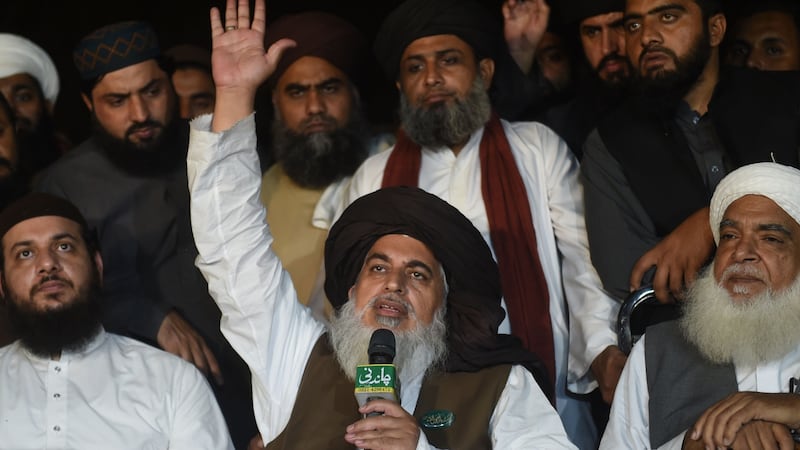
[0,0,506,145]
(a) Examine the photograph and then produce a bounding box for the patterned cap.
[73,21,161,81]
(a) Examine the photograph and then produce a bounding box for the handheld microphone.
[354,329,399,415]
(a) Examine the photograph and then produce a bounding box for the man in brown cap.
[258,11,378,316]
[0,192,232,449]
[35,20,256,447]
[188,1,577,448]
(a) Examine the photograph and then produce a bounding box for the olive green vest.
[267,336,511,449]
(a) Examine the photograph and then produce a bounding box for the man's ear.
[45,100,55,115]
[80,93,93,112]
[708,13,727,47]
[93,251,104,287]
[479,58,495,90]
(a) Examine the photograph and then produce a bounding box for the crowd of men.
[1,0,800,448]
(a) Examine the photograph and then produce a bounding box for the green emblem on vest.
[420,409,455,429]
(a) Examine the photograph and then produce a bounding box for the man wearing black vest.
[188,1,577,448]
[601,162,800,449]
[581,0,800,307]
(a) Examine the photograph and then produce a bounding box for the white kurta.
[0,329,232,450]
[600,335,800,449]
[187,114,577,449]
[345,119,618,448]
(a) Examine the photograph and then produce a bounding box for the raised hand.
[208,0,296,131]
[502,0,550,74]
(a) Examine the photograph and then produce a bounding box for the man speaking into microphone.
[188,0,575,448]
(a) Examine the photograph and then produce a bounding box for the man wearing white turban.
[601,162,800,449]
[0,33,68,181]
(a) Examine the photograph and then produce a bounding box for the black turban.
[73,21,161,81]
[373,0,503,80]
[325,186,551,397]
[561,0,625,26]
[264,11,368,89]
[0,192,88,241]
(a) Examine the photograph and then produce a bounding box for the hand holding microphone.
[347,329,421,449]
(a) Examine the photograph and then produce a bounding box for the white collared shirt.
[0,329,232,449]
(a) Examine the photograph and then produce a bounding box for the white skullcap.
[0,33,60,105]
[709,162,800,244]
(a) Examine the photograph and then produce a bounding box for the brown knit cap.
[264,11,368,88]
[73,21,161,81]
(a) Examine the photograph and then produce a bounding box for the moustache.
[639,45,678,64]
[721,264,766,283]
[33,274,74,292]
[299,114,337,132]
[367,293,416,315]
[598,54,628,72]
[125,120,163,137]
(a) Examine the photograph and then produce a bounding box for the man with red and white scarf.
[343,0,622,448]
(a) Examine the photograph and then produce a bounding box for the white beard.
[327,298,448,386]
[680,267,800,367]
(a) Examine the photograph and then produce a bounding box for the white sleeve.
[599,336,686,450]
[490,366,578,449]
[516,122,620,392]
[167,362,234,450]
[187,114,325,443]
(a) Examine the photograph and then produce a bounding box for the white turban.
[0,34,60,105]
[709,162,800,244]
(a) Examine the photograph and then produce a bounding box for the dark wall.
[1,0,502,144]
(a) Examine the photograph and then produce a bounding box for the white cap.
[709,162,800,244]
[0,33,60,105]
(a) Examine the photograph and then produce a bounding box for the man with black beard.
[344,0,623,448]
[257,11,373,315]
[601,162,800,449]
[0,192,232,449]
[542,0,633,159]
[581,0,800,312]
[0,34,71,184]
[34,21,257,448]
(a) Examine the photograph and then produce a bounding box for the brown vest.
[267,336,511,450]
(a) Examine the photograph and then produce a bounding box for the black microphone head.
[368,328,396,364]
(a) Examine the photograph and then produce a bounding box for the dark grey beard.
[399,77,492,149]
[271,111,369,189]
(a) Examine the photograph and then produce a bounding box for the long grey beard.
[328,299,448,385]
[680,266,800,367]
[399,76,492,149]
